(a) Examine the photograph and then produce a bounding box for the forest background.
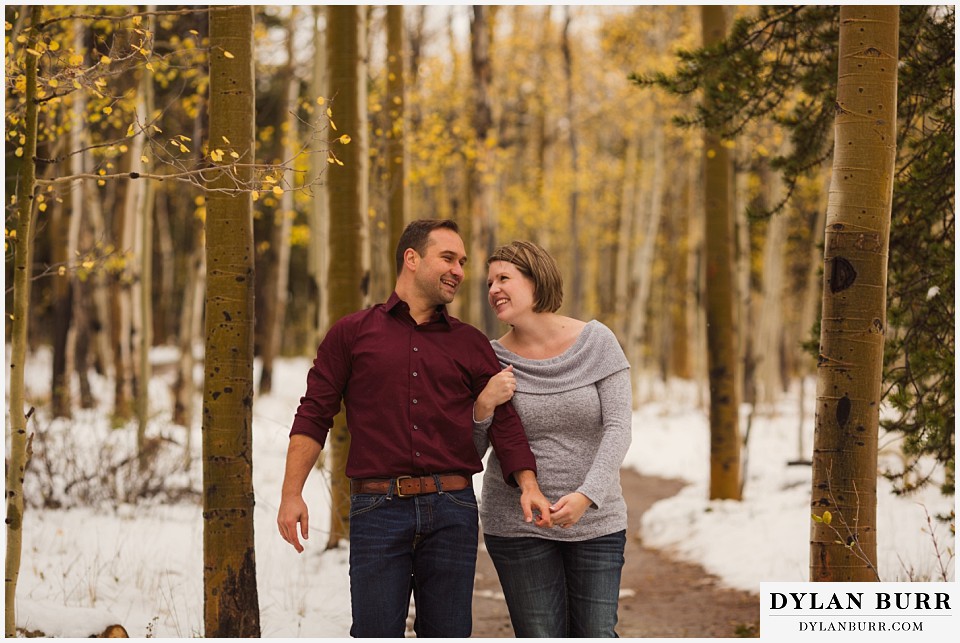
[3,3,955,638]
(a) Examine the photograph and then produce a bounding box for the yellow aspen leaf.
[126,124,135,137]
[251,190,260,201]
[152,125,162,133]
[210,149,223,162]
[189,29,199,36]
[9,195,16,205]
[317,96,326,106]
[140,155,149,164]
[36,194,44,203]
[72,79,81,89]
[822,510,832,525]
[263,175,277,183]
[139,47,148,56]
[7,229,15,238]
[272,185,284,196]
[223,50,235,59]
[178,134,192,142]
[230,151,239,159]
[97,179,106,186]
[39,203,47,212]
[178,143,189,153]
[49,40,60,52]
[26,48,41,57]
[58,266,66,276]
[98,169,106,175]
[48,78,59,88]
[103,106,113,115]
[335,158,344,166]
[4,21,11,30]
[14,147,23,157]
[221,135,231,144]
[146,62,155,72]
[338,134,352,144]
[118,144,128,153]
[327,155,336,164]
[706,149,717,159]
[82,260,95,270]
[69,53,83,66]
[329,119,337,131]
[100,55,111,65]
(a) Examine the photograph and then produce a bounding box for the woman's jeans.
[484,530,626,637]
[348,485,479,638]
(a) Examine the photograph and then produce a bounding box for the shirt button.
[412,398,418,404]
[413,347,419,352]
[415,452,421,457]
[412,371,418,377]
[413,425,419,431]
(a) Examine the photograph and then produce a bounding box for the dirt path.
[471,468,761,638]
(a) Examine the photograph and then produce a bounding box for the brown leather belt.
[350,474,471,497]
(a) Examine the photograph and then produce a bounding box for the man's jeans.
[348,483,479,637]
[484,530,626,637]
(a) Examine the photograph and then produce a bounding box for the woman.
[473,240,632,638]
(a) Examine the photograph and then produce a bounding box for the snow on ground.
[4,347,956,637]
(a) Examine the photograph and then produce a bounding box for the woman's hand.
[549,492,592,529]
[474,365,516,421]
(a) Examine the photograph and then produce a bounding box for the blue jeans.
[484,530,626,637]
[348,483,479,637]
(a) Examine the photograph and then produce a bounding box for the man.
[277,219,552,638]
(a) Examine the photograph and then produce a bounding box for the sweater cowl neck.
[491,320,630,395]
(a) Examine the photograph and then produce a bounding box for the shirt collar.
[386,291,452,326]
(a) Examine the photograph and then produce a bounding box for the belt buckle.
[395,475,414,498]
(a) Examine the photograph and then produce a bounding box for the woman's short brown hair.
[487,240,563,313]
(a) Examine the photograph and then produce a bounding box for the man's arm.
[514,468,553,528]
[277,434,323,553]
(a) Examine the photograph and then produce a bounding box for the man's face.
[413,228,467,306]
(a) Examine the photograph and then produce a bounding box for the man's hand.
[514,469,553,528]
[550,492,592,529]
[277,434,323,553]
[277,494,310,553]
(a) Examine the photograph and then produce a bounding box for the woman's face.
[487,260,536,323]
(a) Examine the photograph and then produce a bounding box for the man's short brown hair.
[395,219,460,274]
[487,240,563,313]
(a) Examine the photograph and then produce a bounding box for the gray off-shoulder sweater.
[474,320,632,541]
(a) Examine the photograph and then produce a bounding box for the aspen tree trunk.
[614,136,640,343]
[469,5,497,335]
[386,5,407,268]
[137,15,156,462]
[5,8,42,636]
[308,5,330,346]
[325,4,367,548]
[172,110,207,435]
[810,5,898,582]
[701,5,741,500]
[82,166,114,380]
[560,7,582,321]
[259,7,299,395]
[203,6,261,635]
[756,161,788,405]
[626,121,666,403]
[669,148,694,381]
[50,169,73,418]
[67,111,94,409]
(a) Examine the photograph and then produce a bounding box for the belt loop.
[386,477,396,500]
[432,473,444,495]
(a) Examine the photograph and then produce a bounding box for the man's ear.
[403,247,419,271]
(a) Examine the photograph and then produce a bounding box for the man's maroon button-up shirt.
[290,292,536,484]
